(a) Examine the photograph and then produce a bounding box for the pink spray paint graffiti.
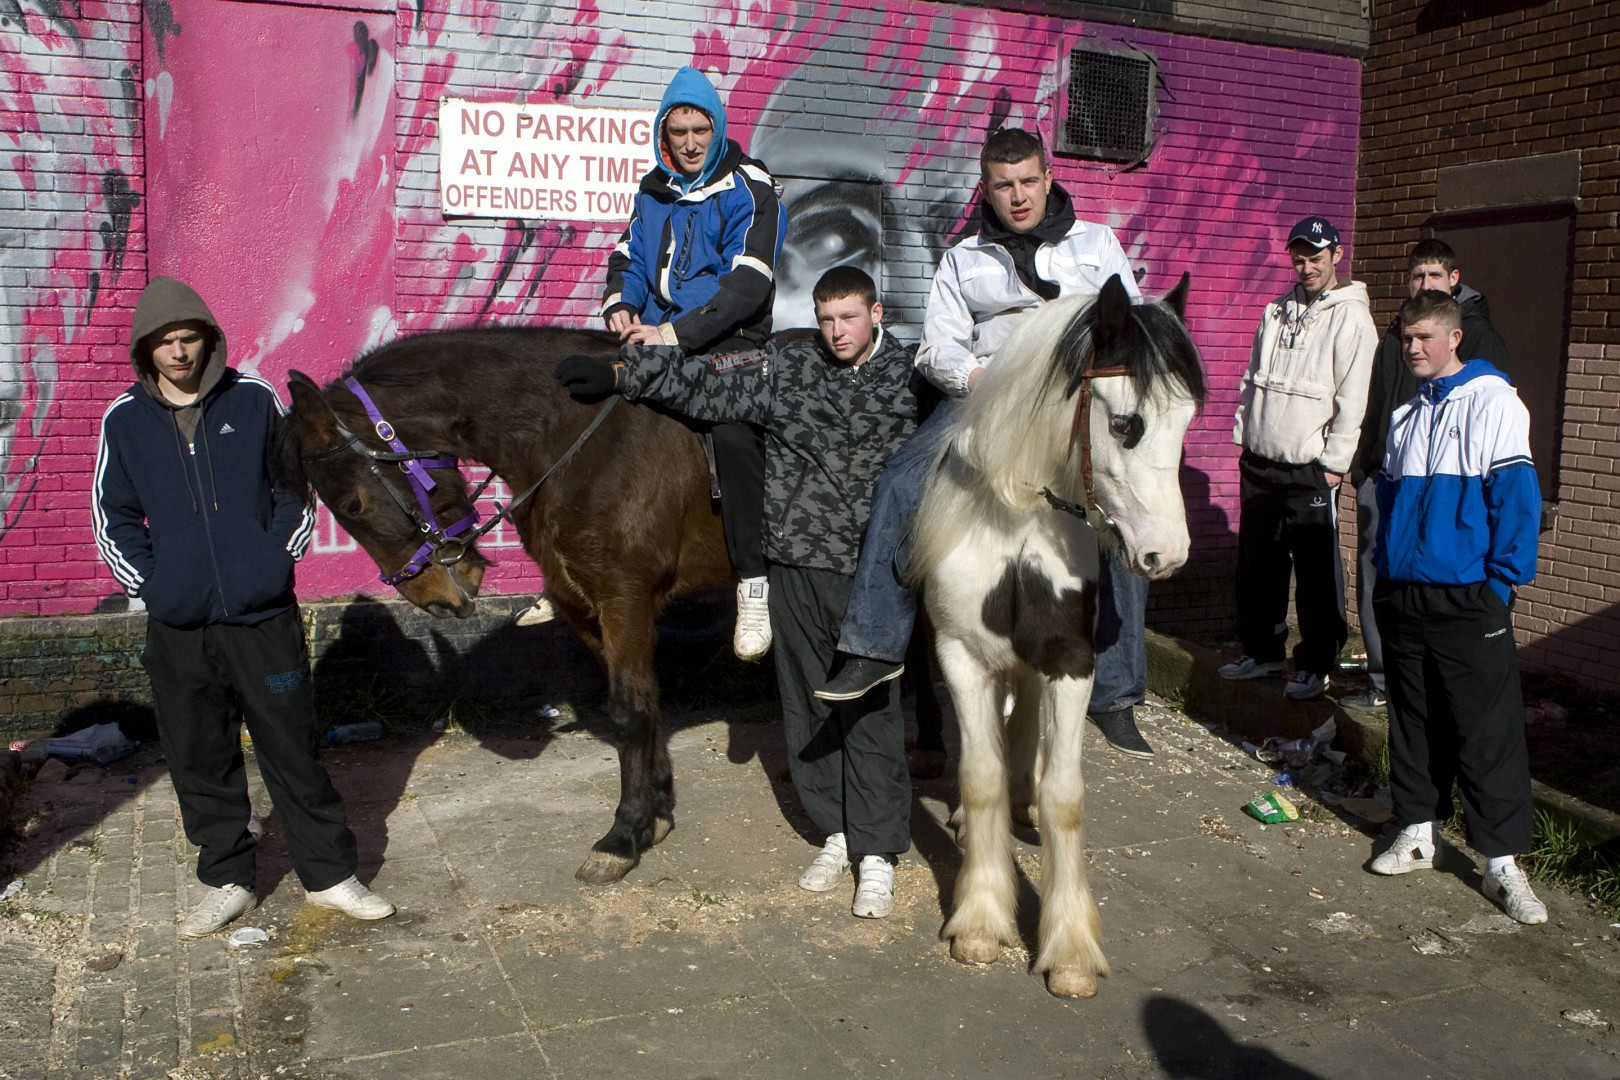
[1,0,143,614]
[2,0,1359,617]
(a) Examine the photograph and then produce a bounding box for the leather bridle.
[1043,363,1132,521]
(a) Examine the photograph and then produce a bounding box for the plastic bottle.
[326,721,386,745]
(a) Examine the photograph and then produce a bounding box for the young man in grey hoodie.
[1223,216,1378,701]
[94,277,394,937]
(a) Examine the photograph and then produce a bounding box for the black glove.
[556,354,618,400]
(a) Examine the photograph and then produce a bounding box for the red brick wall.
[1356,0,1620,690]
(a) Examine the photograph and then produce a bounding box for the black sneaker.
[1340,688,1388,710]
[1089,707,1155,758]
[814,656,905,701]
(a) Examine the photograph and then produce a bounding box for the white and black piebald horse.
[909,273,1206,998]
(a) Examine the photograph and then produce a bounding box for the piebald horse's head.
[1068,274,1205,580]
[953,273,1207,582]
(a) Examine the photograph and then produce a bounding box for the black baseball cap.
[1287,216,1340,249]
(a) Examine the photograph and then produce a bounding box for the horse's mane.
[270,323,616,495]
[955,288,1204,510]
[906,284,1205,584]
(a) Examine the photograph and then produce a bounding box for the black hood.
[975,182,1078,301]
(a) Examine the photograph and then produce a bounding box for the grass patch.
[433,695,506,732]
[1367,739,1391,788]
[689,889,730,908]
[318,675,415,732]
[1164,681,1200,715]
[1522,808,1620,915]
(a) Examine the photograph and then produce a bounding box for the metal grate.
[1060,48,1155,162]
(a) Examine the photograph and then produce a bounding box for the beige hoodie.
[1233,280,1378,475]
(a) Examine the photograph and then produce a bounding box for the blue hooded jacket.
[600,67,786,352]
[1374,358,1540,604]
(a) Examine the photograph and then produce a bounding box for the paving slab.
[2,704,1618,1079]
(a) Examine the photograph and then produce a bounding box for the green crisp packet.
[1243,791,1300,824]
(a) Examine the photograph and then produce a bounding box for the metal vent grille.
[1059,47,1155,162]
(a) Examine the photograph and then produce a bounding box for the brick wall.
[1,1,145,617]
[4,0,1366,648]
[1357,0,1620,690]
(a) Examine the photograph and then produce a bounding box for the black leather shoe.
[814,656,905,702]
[1089,707,1154,758]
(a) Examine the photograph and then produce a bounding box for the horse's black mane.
[271,323,616,492]
[1055,290,1207,407]
[341,324,617,390]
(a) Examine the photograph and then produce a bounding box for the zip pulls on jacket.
[169,413,199,512]
[196,408,221,511]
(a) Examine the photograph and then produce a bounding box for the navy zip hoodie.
[93,278,316,628]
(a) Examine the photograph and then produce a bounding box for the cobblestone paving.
[2,705,1618,1079]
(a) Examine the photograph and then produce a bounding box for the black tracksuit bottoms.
[1373,581,1533,857]
[713,421,767,579]
[769,563,911,858]
[1235,450,1348,676]
[142,606,358,892]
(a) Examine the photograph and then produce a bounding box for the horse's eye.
[1110,414,1145,448]
[343,497,364,517]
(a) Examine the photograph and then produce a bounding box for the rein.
[302,377,619,587]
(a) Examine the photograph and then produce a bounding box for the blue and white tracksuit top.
[600,66,786,353]
[1374,359,1539,605]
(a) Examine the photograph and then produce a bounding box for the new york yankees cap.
[1287,215,1340,249]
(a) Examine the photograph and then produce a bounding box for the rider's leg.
[713,420,771,658]
[820,397,962,698]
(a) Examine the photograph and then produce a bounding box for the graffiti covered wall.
[2,0,1361,630]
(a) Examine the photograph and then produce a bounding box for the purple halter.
[302,375,620,591]
[342,377,480,587]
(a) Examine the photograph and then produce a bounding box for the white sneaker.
[798,833,850,892]
[1219,656,1287,680]
[515,596,558,626]
[1369,823,1436,875]
[1285,671,1328,701]
[734,580,772,660]
[1483,865,1548,925]
[852,855,895,919]
[306,875,396,920]
[181,883,256,938]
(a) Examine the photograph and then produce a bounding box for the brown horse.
[277,326,731,883]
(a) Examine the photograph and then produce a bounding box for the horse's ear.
[1095,274,1133,348]
[1164,272,1191,322]
[286,370,339,446]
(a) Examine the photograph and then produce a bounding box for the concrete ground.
[2,702,1618,1080]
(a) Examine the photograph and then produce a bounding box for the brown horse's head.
[279,370,487,619]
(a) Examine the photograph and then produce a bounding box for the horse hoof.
[575,851,636,884]
[1011,804,1039,830]
[909,749,948,780]
[950,933,1001,966]
[652,816,674,845]
[1046,968,1098,999]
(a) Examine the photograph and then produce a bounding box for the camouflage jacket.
[618,331,923,574]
